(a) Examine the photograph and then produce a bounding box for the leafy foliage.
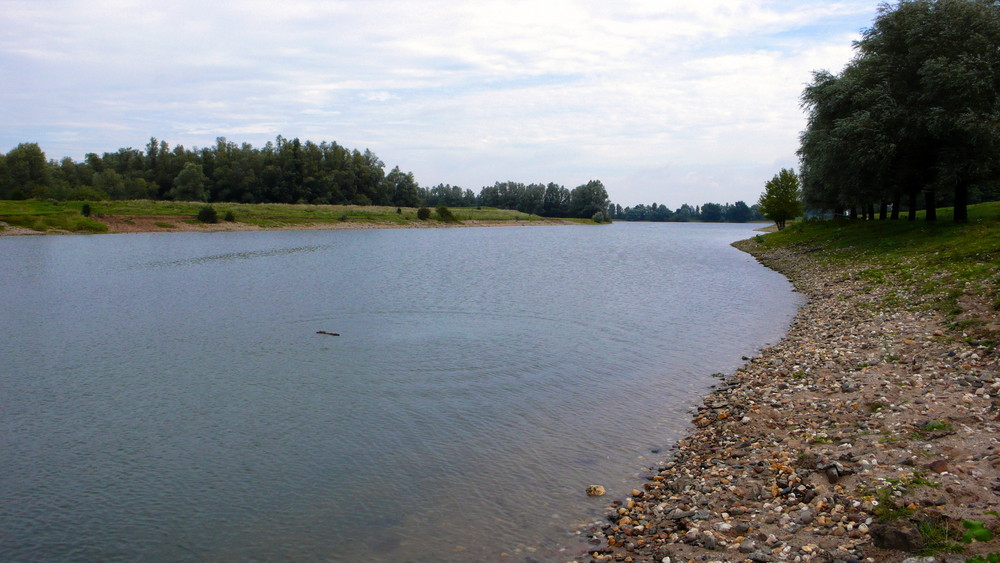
[568,179,610,219]
[963,520,995,544]
[386,166,420,208]
[758,168,803,230]
[0,137,614,220]
[0,142,50,198]
[196,205,218,223]
[435,205,459,223]
[591,210,610,223]
[799,0,1000,223]
[610,201,763,223]
[170,163,207,202]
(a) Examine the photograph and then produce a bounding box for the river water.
[0,222,800,561]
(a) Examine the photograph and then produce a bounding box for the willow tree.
[800,0,1000,223]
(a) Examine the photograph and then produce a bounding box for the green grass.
[918,517,965,556]
[753,201,1000,338]
[870,486,915,522]
[921,420,953,433]
[0,199,572,233]
[0,200,108,233]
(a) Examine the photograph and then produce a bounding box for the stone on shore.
[574,238,1000,563]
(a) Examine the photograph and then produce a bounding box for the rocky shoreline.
[581,238,999,563]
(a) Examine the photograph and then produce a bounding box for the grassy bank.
[752,201,1000,342]
[0,199,580,234]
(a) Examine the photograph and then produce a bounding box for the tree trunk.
[908,191,918,221]
[954,182,969,223]
[879,200,888,220]
[891,192,901,220]
[924,189,936,222]
[850,207,858,220]
[867,203,875,221]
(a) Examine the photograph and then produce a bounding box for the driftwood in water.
[316,331,340,336]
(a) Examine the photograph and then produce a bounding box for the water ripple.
[134,244,330,269]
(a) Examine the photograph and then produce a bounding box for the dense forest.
[0,137,612,220]
[799,0,1000,222]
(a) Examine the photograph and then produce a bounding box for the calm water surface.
[0,222,801,561]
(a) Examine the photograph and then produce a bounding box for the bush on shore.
[436,206,459,223]
[197,205,218,223]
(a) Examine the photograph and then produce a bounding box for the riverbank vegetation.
[757,168,804,230]
[0,199,578,235]
[2,137,778,227]
[755,201,1000,338]
[798,0,1000,223]
[607,200,765,223]
[0,137,611,221]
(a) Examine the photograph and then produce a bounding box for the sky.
[0,0,879,208]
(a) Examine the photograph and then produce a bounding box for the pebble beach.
[581,237,1000,563]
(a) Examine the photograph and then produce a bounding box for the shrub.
[436,205,458,222]
[81,203,91,217]
[417,206,431,220]
[71,216,108,233]
[592,210,610,223]
[196,205,218,223]
[223,210,235,222]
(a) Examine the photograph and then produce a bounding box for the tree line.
[422,179,611,220]
[0,137,611,219]
[798,0,1000,223]
[608,201,763,223]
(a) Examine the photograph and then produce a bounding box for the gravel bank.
[582,238,1000,563]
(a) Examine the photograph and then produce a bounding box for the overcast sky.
[1,0,877,207]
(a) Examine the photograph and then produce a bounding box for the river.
[0,222,801,561]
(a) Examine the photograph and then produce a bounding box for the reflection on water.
[0,223,800,562]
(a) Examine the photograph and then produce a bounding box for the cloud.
[0,0,875,206]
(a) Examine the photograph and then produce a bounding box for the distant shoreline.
[0,214,578,236]
[0,200,592,236]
